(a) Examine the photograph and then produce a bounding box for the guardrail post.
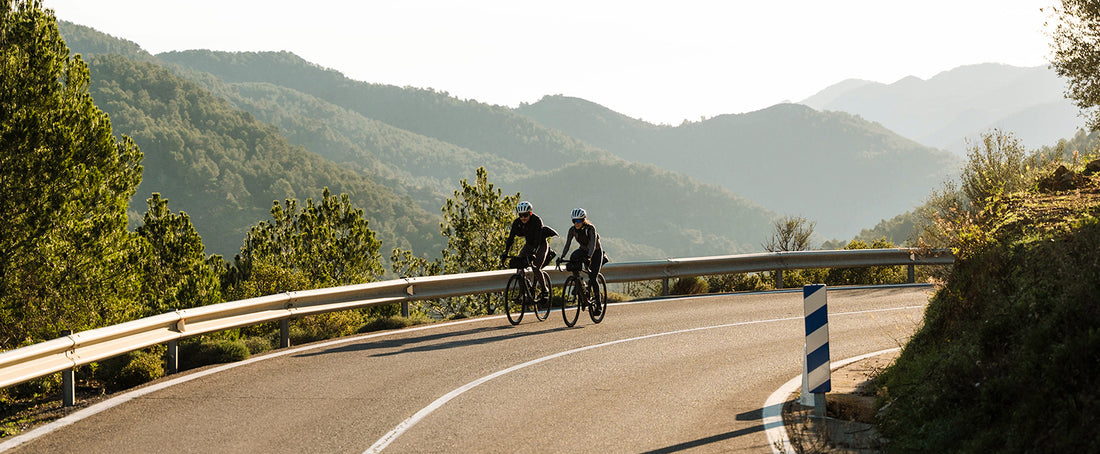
[280,319,291,348]
[61,330,75,407]
[402,301,410,318]
[661,277,669,296]
[166,340,178,375]
[774,270,784,289]
[908,263,916,283]
[800,284,830,418]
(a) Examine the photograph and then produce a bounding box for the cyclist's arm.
[503,219,517,254]
[561,227,575,256]
[585,224,598,260]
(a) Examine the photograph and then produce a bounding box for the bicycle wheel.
[504,274,525,325]
[561,276,582,327]
[534,270,552,321]
[589,274,608,324]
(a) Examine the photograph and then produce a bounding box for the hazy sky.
[46,0,1056,125]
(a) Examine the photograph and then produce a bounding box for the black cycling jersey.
[504,213,546,253]
[562,222,601,260]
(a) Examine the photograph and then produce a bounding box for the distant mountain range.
[57,21,1080,261]
[800,63,1085,154]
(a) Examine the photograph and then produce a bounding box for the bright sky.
[46,0,1056,125]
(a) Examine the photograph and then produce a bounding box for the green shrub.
[200,339,250,364]
[242,336,273,355]
[705,273,769,292]
[110,350,164,391]
[961,130,1035,210]
[357,315,430,333]
[669,276,708,295]
[179,338,249,370]
[287,311,369,344]
[876,214,1100,451]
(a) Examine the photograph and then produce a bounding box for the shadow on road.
[292,323,569,358]
[639,424,766,453]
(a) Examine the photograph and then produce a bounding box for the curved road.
[4,286,933,453]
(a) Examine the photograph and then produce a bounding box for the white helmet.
[571,207,587,220]
[516,201,533,214]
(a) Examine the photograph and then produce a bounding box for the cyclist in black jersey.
[501,200,551,302]
[558,208,604,301]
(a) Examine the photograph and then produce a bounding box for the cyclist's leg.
[588,248,604,288]
[520,243,549,298]
[588,249,604,314]
[532,242,550,295]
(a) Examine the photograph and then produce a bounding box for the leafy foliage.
[960,129,1035,210]
[1,1,144,350]
[1049,0,1100,129]
[762,216,815,252]
[392,167,519,319]
[231,188,384,289]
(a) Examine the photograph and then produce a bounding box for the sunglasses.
[572,219,583,223]
[519,213,531,218]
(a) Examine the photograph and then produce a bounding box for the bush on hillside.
[875,172,1100,451]
[669,276,708,295]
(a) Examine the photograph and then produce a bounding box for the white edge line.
[764,347,902,454]
[0,300,921,453]
[365,305,922,453]
[0,316,498,452]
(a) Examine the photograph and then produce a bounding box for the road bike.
[556,259,607,327]
[502,255,552,325]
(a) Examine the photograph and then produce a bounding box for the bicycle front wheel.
[589,274,608,324]
[504,274,525,325]
[561,276,581,327]
[534,270,552,321]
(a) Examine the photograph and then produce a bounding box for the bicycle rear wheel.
[561,276,581,327]
[533,270,552,321]
[504,274,525,325]
[589,274,608,324]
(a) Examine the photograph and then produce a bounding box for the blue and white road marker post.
[801,284,830,417]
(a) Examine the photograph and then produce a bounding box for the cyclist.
[501,201,551,302]
[557,207,604,313]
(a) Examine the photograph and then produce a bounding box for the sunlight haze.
[46,0,1055,125]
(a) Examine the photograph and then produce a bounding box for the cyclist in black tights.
[558,207,604,312]
[501,201,551,302]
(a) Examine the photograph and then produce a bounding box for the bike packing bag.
[542,250,556,268]
[508,256,529,269]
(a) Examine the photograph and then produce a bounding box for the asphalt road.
[4,286,933,453]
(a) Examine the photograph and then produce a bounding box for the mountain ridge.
[800,63,1082,153]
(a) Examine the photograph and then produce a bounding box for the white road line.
[765,348,902,454]
[0,299,923,453]
[0,316,498,453]
[365,305,923,453]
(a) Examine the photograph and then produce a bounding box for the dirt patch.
[781,351,897,453]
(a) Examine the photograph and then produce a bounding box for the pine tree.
[135,193,221,316]
[1,0,144,349]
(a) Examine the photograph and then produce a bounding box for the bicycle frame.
[503,255,551,325]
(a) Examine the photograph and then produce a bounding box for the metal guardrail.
[0,248,953,392]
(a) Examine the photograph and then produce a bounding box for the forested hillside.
[58,20,973,257]
[58,22,777,260]
[519,96,960,239]
[156,50,610,172]
[81,53,441,257]
[507,159,774,257]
